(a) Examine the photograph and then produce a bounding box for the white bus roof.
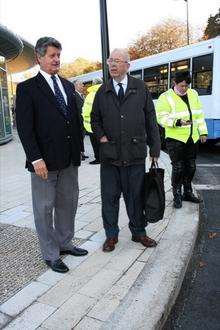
[69,36,220,82]
[130,36,219,71]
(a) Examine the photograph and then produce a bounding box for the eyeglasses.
[106,58,128,65]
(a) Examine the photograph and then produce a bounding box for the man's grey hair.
[110,48,130,62]
[35,37,62,57]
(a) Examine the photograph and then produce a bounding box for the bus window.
[192,54,213,95]
[130,69,142,80]
[170,59,190,87]
[144,64,168,99]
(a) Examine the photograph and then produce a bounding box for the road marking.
[194,184,220,190]
[197,164,220,167]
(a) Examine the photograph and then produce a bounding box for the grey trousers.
[31,165,79,261]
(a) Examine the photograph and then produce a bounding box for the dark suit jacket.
[75,91,84,113]
[91,75,160,165]
[16,72,83,171]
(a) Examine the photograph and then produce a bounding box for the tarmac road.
[164,142,220,330]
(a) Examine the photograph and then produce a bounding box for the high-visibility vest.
[82,84,101,133]
[155,88,208,143]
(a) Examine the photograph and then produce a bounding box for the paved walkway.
[0,132,199,329]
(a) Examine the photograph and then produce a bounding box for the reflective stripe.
[177,125,191,129]
[160,117,174,127]
[196,118,205,124]
[160,110,189,118]
[198,124,207,130]
[166,95,176,113]
[191,109,203,115]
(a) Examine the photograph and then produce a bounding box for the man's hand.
[100,136,108,143]
[33,160,48,180]
[200,135,207,144]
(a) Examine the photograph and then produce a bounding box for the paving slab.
[3,302,56,330]
[0,133,199,329]
[41,293,95,330]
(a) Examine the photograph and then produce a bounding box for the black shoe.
[182,192,201,203]
[45,259,69,273]
[60,247,88,256]
[173,196,182,208]
[89,159,100,165]
[81,155,89,160]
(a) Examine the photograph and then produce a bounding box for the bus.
[70,37,220,140]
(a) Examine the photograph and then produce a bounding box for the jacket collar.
[105,75,137,103]
[106,74,136,91]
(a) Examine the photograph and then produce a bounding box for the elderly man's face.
[107,51,130,80]
[37,46,61,75]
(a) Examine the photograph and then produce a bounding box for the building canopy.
[0,24,35,73]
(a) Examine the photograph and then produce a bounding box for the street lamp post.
[99,0,110,83]
[184,0,190,45]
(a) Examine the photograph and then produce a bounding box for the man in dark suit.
[91,48,160,253]
[16,37,88,273]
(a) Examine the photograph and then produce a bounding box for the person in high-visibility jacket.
[82,78,102,164]
[156,71,208,208]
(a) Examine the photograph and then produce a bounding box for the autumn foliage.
[128,18,191,60]
[59,57,101,79]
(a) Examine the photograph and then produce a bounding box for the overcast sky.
[0,0,219,63]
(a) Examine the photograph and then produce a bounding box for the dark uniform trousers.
[100,163,146,238]
[166,137,198,193]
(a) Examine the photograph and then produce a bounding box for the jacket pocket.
[99,140,118,161]
[129,136,147,159]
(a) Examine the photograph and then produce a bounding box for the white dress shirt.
[113,75,128,95]
[32,70,68,165]
[39,69,67,104]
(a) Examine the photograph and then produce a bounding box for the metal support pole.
[184,0,190,44]
[99,0,110,83]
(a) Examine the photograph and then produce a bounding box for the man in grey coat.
[91,48,161,252]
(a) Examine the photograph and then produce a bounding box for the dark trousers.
[100,163,146,238]
[166,138,198,191]
[89,133,100,161]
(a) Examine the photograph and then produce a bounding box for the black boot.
[182,182,201,203]
[173,186,182,209]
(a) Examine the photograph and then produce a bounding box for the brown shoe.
[102,237,118,252]
[132,235,157,248]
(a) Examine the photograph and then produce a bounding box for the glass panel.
[0,56,6,70]
[130,69,142,79]
[170,59,190,87]
[192,54,213,95]
[0,68,8,88]
[0,88,5,139]
[144,64,168,99]
[2,88,12,135]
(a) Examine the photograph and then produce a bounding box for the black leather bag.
[144,161,165,223]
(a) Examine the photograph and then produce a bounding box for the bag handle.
[150,160,159,170]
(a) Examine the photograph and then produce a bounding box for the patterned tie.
[51,75,68,116]
[118,83,124,104]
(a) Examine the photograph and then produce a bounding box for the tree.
[128,18,194,60]
[59,58,101,79]
[203,9,220,40]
